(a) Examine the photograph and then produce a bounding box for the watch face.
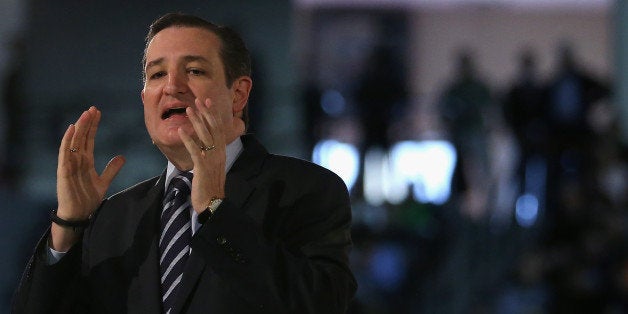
[209,198,223,213]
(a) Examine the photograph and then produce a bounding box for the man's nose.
[163,71,188,95]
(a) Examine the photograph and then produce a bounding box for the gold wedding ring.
[200,144,215,152]
[70,148,78,152]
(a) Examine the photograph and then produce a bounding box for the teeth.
[162,107,188,119]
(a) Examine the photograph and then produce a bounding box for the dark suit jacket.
[13,135,356,313]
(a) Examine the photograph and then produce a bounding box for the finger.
[195,98,224,147]
[85,106,101,157]
[197,98,213,125]
[70,109,93,153]
[100,155,126,190]
[203,100,226,149]
[196,98,219,138]
[59,123,75,154]
[58,124,76,171]
[187,101,214,148]
[177,127,203,166]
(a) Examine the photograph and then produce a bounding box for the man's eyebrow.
[183,55,210,64]
[145,56,209,71]
[145,57,164,70]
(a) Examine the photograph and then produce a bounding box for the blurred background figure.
[353,42,408,198]
[544,42,610,225]
[536,42,623,313]
[355,44,408,151]
[439,50,494,221]
[502,49,549,229]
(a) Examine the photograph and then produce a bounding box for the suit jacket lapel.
[224,135,267,209]
[129,172,166,313]
[172,135,268,312]
[171,246,207,313]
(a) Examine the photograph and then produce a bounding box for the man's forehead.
[146,26,220,58]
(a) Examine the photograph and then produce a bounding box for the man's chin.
[154,128,200,148]
[160,124,193,139]
[152,131,184,148]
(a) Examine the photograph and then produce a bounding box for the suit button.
[216,235,227,245]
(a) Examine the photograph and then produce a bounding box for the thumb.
[101,155,125,187]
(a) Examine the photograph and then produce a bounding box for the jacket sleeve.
[192,169,356,314]
[12,230,86,314]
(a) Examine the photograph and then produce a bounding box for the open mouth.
[162,107,188,120]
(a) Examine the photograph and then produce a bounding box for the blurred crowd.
[305,42,627,313]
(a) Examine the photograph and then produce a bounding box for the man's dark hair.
[142,12,251,88]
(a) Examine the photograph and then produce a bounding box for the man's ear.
[141,89,145,104]
[231,76,252,115]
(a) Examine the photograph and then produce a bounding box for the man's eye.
[149,71,166,80]
[188,69,205,75]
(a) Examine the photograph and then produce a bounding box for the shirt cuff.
[46,243,67,265]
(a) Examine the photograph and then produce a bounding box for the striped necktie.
[159,172,193,314]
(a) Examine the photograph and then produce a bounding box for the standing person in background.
[544,43,609,213]
[541,42,610,314]
[13,12,355,314]
[439,50,494,220]
[502,49,549,211]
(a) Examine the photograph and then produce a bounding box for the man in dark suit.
[13,13,356,313]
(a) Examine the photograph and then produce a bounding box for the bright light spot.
[515,194,539,228]
[315,140,457,206]
[389,141,457,205]
[363,147,387,206]
[312,139,360,191]
[382,151,408,205]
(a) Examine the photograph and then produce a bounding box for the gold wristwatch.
[198,197,223,224]
[207,197,223,214]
